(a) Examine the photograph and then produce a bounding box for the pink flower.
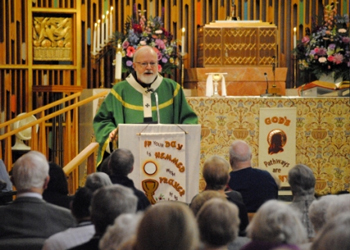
[302,36,310,44]
[333,53,344,64]
[342,37,350,44]
[122,40,130,49]
[158,64,162,72]
[126,46,136,57]
[155,39,166,50]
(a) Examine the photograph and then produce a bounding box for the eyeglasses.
[135,62,158,68]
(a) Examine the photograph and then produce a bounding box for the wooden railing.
[0,90,109,193]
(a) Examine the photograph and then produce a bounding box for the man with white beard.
[93,46,198,168]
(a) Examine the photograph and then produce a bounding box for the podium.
[118,124,201,204]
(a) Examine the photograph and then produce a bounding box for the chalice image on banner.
[142,179,159,205]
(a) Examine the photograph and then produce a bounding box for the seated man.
[227,140,278,212]
[106,148,151,211]
[42,187,95,250]
[0,151,75,240]
[69,184,138,250]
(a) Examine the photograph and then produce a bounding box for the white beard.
[138,72,157,84]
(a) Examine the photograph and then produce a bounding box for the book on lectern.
[300,80,350,97]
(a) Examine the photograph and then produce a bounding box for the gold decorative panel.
[201,22,277,67]
[187,97,350,195]
[33,17,73,61]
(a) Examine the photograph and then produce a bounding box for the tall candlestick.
[97,19,101,50]
[106,11,109,42]
[293,27,297,49]
[115,43,122,80]
[93,22,97,54]
[101,15,105,46]
[110,7,113,39]
[181,27,185,54]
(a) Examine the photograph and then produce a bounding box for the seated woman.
[241,200,308,250]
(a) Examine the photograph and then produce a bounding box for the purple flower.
[161,57,168,63]
[126,60,133,67]
[328,43,336,50]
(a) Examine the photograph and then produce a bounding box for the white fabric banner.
[139,132,187,203]
[259,108,296,187]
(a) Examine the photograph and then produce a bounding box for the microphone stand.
[260,72,272,97]
[147,88,160,124]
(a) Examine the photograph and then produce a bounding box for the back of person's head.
[85,172,112,192]
[108,148,134,176]
[308,194,338,233]
[229,140,252,169]
[311,212,350,250]
[202,155,230,190]
[134,201,199,250]
[71,187,93,221]
[288,164,315,196]
[90,184,137,235]
[99,212,143,250]
[325,193,350,222]
[189,190,226,216]
[11,151,49,191]
[45,162,68,195]
[197,198,240,248]
[247,200,307,245]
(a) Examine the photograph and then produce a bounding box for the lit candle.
[101,15,105,46]
[115,43,122,79]
[93,22,97,54]
[110,7,113,39]
[293,27,297,49]
[106,11,109,42]
[181,27,185,54]
[97,19,101,50]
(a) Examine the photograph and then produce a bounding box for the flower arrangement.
[113,8,179,75]
[294,2,350,82]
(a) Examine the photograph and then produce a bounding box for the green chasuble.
[93,73,198,166]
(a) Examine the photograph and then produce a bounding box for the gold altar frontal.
[187,96,350,195]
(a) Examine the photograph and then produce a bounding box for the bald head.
[133,46,158,63]
[229,140,252,170]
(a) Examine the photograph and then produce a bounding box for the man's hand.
[109,128,118,141]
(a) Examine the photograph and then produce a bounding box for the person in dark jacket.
[107,148,151,211]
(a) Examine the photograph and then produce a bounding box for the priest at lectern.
[93,46,198,167]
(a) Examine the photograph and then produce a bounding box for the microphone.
[146,88,160,124]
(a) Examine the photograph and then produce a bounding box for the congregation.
[0,140,350,250]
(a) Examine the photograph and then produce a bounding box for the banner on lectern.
[259,108,296,187]
[139,132,187,203]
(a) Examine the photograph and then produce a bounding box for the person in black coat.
[106,148,151,211]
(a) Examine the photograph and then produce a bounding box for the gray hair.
[85,172,112,192]
[308,195,338,233]
[108,148,134,176]
[12,151,49,191]
[202,155,230,190]
[91,184,137,235]
[247,200,307,244]
[197,198,240,247]
[229,140,252,169]
[288,164,315,196]
[99,212,144,250]
[311,212,350,250]
[325,193,350,222]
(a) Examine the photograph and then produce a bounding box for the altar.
[186,96,350,195]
